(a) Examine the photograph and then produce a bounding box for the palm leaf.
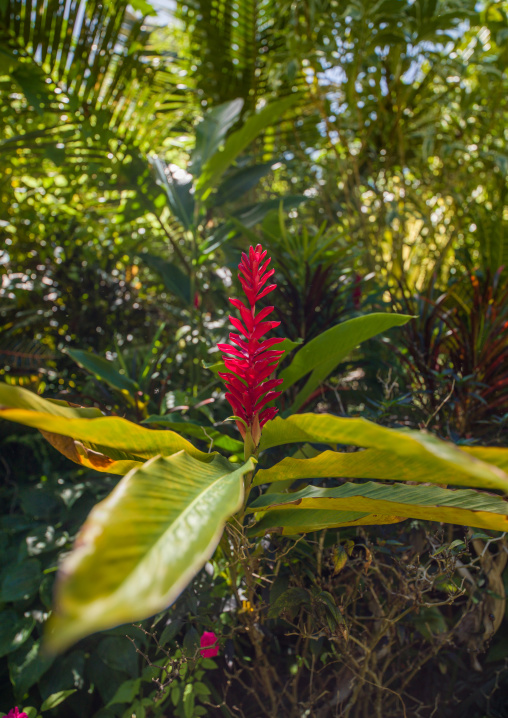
[0,0,193,166]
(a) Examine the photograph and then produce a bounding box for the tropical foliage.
[1,0,508,715]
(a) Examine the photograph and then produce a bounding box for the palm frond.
[0,0,195,167]
[0,338,55,374]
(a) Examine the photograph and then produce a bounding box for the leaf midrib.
[99,455,244,600]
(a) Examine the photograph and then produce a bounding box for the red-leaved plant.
[218,244,285,452]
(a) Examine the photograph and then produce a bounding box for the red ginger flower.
[6,709,28,718]
[218,244,284,447]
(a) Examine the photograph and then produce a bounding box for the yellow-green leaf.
[0,383,103,419]
[40,429,143,475]
[259,414,508,493]
[45,451,254,652]
[254,446,508,493]
[249,508,405,536]
[0,383,211,467]
[463,446,508,474]
[249,482,508,532]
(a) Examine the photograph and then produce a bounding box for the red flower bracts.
[218,245,284,447]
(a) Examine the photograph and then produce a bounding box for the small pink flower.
[6,709,29,718]
[200,630,219,658]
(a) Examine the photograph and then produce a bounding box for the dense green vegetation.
[1,0,508,716]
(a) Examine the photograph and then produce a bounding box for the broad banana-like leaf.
[0,384,103,419]
[45,452,254,652]
[196,95,298,198]
[259,414,508,493]
[249,482,508,532]
[40,430,144,476]
[254,446,508,493]
[249,508,405,536]
[463,446,508,474]
[0,383,211,469]
[279,313,413,413]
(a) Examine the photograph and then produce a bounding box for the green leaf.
[202,360,225,376]
[66,349,140,394]
[0,383,212,468]
[38,650,85,701]
[258,414,508,493]
[107,678,142,706]
[183,626,201,656]
[142,416,244,454]
[0,610,35,657]
[139,253,191,304]
[232,196,306,229]
[249,481,508,532]
[279,313,413,413]
[128,0,157,15]
[171,683,182,706]
[249,508,404,536]
[315,590,345,630]
[12,64,55,115]
[9,638,55,697]
[267,587,310,619]
[40,690,77,711]
[269,337,303,362]
[183,682,195,718]
[412,606,447,640]
[194,682,210,700]
[332,546,349,574]
[192,99,244,176]
[200,196,306,256]
[0,560,41,602]
[196,95,299,198]
[97,636,138,676]
[21,489,59,520]
[159,619,184,646]
[201,657,217,670]
[0,44,19,74]
[151,157,195,229]
[214,162,276,206]
[45,452,254,652]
